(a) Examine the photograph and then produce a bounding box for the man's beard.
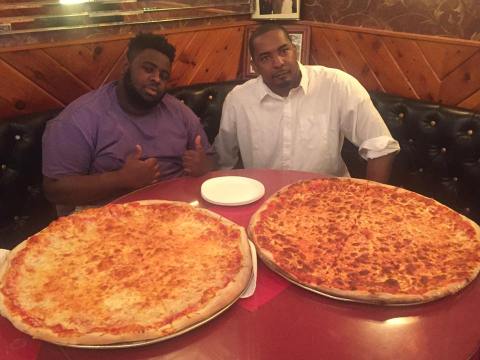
[123,70,164,110]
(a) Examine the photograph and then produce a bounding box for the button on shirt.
[214,64,400,177]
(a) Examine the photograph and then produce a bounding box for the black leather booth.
[1,80,479,249]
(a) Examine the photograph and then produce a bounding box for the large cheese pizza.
[0,201,252,345]
[248,178,480,304]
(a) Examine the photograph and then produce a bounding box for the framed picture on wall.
[243,24,310,78]
[252,0,300,20]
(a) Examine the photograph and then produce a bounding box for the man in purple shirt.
[42,33,213,215]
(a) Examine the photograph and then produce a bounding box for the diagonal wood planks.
[309,24,480,111]
[1,22,480,119]
[319,28,383,92]
[0,60,63,119]
[0,49,91,106]
[169,26,243,86]
[439,51,480,106]
[0,27,244,118]
[383,37,440,102]
[417,41,479,80]
[43,40,128,89]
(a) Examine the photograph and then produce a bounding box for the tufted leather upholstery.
[1,81,479,249]
[0,110,60,249]
[168,81,239,144]
[342,92,480,224]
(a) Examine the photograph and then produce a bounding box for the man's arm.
[213,94,240,169]
[44,173,129,206]
[44,145,160,206]
[365,152,396,184]
[338,80,399,184]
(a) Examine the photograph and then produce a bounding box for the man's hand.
[119,145,161,189]
[183,135,213,177]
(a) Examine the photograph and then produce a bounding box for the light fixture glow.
[59,0,90,5]
[384,317,417,326]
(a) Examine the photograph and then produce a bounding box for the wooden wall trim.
[0,21,257,53]
[302,21,480,48]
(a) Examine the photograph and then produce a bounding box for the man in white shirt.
[214,23,400,183]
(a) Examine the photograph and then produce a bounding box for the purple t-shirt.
[42,82,212,181]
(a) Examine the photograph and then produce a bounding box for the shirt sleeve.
[213,92,240,169]
[339,77,400,160]
[42,112,93,179]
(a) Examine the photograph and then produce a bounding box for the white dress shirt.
[214,64,400,177]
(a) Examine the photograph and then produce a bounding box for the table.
[1,169,479,360]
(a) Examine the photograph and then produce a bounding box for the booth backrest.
[369,91,480,220]
[1,80,479,248]
[0,111,60,249]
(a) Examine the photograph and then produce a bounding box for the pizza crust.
[304,278,477,305]
[0,201,252,345]
[256,230,480,306]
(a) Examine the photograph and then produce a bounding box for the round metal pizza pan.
[60,267,254,349]
[256,252,431,307]
[50,201,255,349]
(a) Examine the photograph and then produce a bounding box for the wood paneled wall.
[309,22,480,111]
[0,24,245,119]
[1,21,479,120]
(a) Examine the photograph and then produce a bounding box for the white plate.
[201,176,265,206]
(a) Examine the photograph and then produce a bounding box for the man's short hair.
[127,33,176,63]
[248,23,291,59]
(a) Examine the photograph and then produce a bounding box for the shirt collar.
[298,63,309,93]
[255,62,309,102]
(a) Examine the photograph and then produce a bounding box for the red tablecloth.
[1,169,479,360]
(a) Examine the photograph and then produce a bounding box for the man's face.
[124,48,172,108]
[251,29,300,96]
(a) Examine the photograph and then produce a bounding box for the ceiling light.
[59,0,90,5]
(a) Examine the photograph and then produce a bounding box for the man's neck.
[116,80,153,116]
[272,87,291,98]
